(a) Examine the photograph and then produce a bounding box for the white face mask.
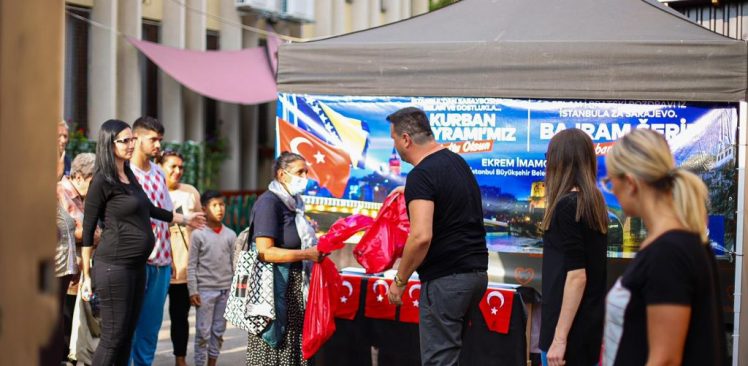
[284,170,308,196]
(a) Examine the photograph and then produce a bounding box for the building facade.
[63,0,429,190]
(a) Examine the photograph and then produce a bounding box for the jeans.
[419,271,488,366]
[130,264,171,366]
[91,262,146,366]
[194,289,229,366]
[168,283,191,357]
[541,351,600,366]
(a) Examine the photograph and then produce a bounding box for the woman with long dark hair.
[540,128,608,366]
[80,119,203,365]
[601,129,727,365]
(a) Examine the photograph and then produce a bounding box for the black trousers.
[168,283,191,357]
[39,275,73,366]
[91,262,146,366]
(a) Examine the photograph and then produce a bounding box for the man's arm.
[388,199,433,304]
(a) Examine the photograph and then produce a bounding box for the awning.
[278,0,748,102]
[129,37,277,105]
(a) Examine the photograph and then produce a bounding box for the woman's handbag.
[225,213,275,335]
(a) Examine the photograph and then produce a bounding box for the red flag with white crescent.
[398,281,421,324]
[277,118,352,198]
[478,288,515,334]
[364,278,396,320]
[335,275,362,320]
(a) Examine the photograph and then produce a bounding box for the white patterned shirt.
[131,161,174,266]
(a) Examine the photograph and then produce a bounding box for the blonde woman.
[602,128,727,365]
[158,149,201,366]
[540,128,608,366]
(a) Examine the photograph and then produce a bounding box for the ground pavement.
[153,298,247,366]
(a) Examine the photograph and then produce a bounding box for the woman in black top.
[541,128,609,366]
[601,129,727,365]
[80,120,204,366]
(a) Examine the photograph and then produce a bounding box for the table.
[315,272,534,366]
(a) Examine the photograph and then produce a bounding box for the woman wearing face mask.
[601,129,727,365]
[244,151,322,366]
[158,149,202,366]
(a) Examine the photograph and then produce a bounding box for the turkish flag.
[478,288,515,334]
[335,275,362,320]
[277,118,352,198]
[398,281,421,324]
[364,278,396,320]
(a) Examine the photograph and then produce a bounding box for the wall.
[0,0,63,363]
[671,1,748,39]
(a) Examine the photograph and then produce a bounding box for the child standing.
[188,190,237,366]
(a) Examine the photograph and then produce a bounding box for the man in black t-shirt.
[385,107,488,366]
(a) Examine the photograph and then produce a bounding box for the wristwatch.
[394,274,407,288]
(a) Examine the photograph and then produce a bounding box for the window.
[64,6,90,132]
[205,30,220,141]
[141,20,160,119]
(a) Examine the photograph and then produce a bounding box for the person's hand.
[190,294,202,307]
[306,246,328,263]
[56,150,66,180]
[546,339,567,366]
[388,186,405,197]
[387,281,403,305]
[186,212,206,230]
[80,275,93,302]
[74,223,83,241]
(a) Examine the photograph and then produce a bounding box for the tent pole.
[733,101,747,366]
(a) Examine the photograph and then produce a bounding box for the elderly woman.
[245,152,322,366]
[81,119,204,365]
[158,149,202,366]
[55,152,96,363]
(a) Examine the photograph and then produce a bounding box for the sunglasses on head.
[161,149,184,160]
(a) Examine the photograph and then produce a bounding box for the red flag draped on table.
[478,288,515,334]
[277,118,352,198]
[353,192,410,273]
[335,275,362,320]
[399,281,421,324]
[364,278,397,320]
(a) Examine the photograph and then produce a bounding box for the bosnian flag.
[279,95,370,169]
[277,118,352,198]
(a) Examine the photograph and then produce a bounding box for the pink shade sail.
[128,37,277,105]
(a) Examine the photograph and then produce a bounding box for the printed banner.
[277,94,738,259]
